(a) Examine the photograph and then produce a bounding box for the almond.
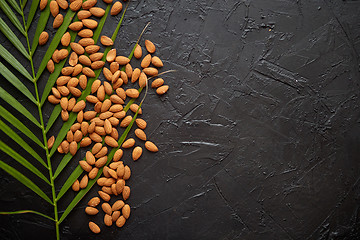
[145,141,159,152]
[122,204,130,219]
[89,221,100,234]
[91,142,103,155]
[82,19,98,29]
[79,38,95,47]
[83,67,95,77]
[78,29,93,38]
[88,197,101,207]
[134,129,146,141]
[81,122,89,136]
[70,42,85,55]
[80,137,92,147]
[82,0,97,9]
[69,86,82,97]
[90,7,105,17]
[97,85,105,101]
[110,2,122,15]
[60,97,68,110]
[122,138,135,148]
[131,68,141,83]
[125,63,132,78]
[50,1,59,17]
[71,123,81,132]
[47,59,55,73]
[67,130,74,142]
[112,78,123,89]
[52,49,60,63]
[39,31,49,45]
[77,10,91,20]
[116,88,126,100]
[116,216,126,228]
[90,52,103,61]
[85,207,99,215]
[91,60,105,70]
[85,95,99,104]
[109,162,122,170]
[47,136,55,149]
[90,132,102,142]
[67,97,76,111]
[134,44,142,59]
[143,67,158,76]
[40,0,47,11]
[112,211,121,222]
[61,140,70,153]
[145,39,156,53]
[125,88,139,98]
[122,186,130,200]
[115,178,125,193]
[79,161,92,172]
[86,151,96,165]
[58,86,70,96]
[61,66,74,75]
[89,167,99,179]
[132,146,142,161]
[102,186,113,195]
[113,149,123,162]
[80,174,88,188]
[141,54,151,68]
[51,87,61,99]
[69,141,77,155]
[104,136,118,148]
[100,36,113,46]
[135,118,147,129]
[111,201,124,212]
[103,67,113,81]
[98,190,111,201]
[69,0,82,11]
[151,56,164,67]
[57,145,64,154]
[104,81,113,95]
[121,71,128,84]
[109,104,123,112]
[95,146,107,158]
[53,14,63,28]
[108,116,120,125]
[68,21,83,31]
[85,45,100,54]
[156,85,169,95]
[106,49,116,62]
[101,99,111,112]
[73,130,83,142]
[56,0,68,10]
[79,54,92,66]
[109,95,123,105]
[130,104,142,114]
[77,110,84,123]
[72,64,83,76]
[111,70,121,83]
[91,79,101,93]
[56,76,70,85]
[95,156,107,168]
[103,120,111,135]
[95,126,105,135]
[151,78,164,88]
[72,100,85,112]
[115,56,130,65]
[88,122,96,133]
[69,52,78,66]
[72,180,80,191]
[139,72,147,87]
[123,165,131,180]
[103,166,111,178]
[102,203,112,215]
[118,114,131,126]
[104,214,113,227]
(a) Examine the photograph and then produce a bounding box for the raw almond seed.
[104,136,118,148]
[61,32,71,46]
[130,103,142,114]
[145,141,159,152]
[58,86,70,96]
[139,72,147,87]
[72,100,86,112]
[47,136,55,149]
[103,177,115,186]
[90,52,103,61]
[40,0,47,11]
[106,49,116,62]
[112,78,123,89]
[89,167,99,179]
[131,68,141,83]
[56,76,71,85]
[82,19,98,29]
[90,7,105,17]
[151,78,164,88]
[90,132,102,142]
[79,55,92,66]
[143,67,158,76]
[51,87,61,98]
[56,0,68,9]
[103,166,111,178]
[101,99,112,112]
[125,63,132,78]
[104,214,113,227]
[108,168,118,179]
[102,203,112,215]
[132,146,142,161]
[77,10,91,20]
[109,104,123,112]
[95,126,105,135]
[97,85,105,101]
[79,161,92,172]
[79,38,95,47]
[61,140,70,153]
[109,162,121,170]
[110,1,122,15]
[78,29,93,38]
[103,67,113,81]
[125,89,139,98]
[60,97,68,110]
[91,79,101,93]
[122,138,135,148]
[135,118,147,129]
[85,45,100,54]
[67,130,74,142]
[88,197,100,207]
[53,14,64,28]
[73,64,83,76]
[82,0,96,9]
[111,70,121,83]
[116,216,126,228]
[120,116,132,127]
[120,71,128,84]
[115,178,125,193]
[99,111,113,120]
[74,130,83,142]
[57,145,64,154]
[67,77,79,87]
[95,156,107,168]
[141,54,151,68]
[112,200,125,211]
[88,122,96,133]
[101,36,113,46]
[108,116,120,125]
[83,67,96,77]
[72,180,80,191]
[104,81,113,95]
[80,137,92,147]
[81,122,89,136]
[151,56,164,67]
[69,86,82,97]
[145,39,156,53]
[80,174,88,189]
[70,42,85,54]
[69,0,82,11]
[69,21,83,31]
[77,110,84,123]
[104,119,112,134]
[109,95,123,105]
[116,88,126,100]
[86,151,96,165]
[123,166,131,180]
[112,211,121,222]
[69,52,78,66]
[134,44,142,59]
[113,149,123,162]
[122,186,130,200]
[47,59,55,73]
[85,206,99,215]
[39,31,49,45]
[115,56,130,65]
[102,186,113,195]
[135,128,146,141]
[86,95,99,104]
[61,66,74,75]
[94,102,102,113]
[98,190,111,201]
[91,61,105,70]
[95,146,107,158]
[71,123,81,132]
[89,221,100,234]
[91,142,102,155]
[50,1,59,17]
[111,184,118,195]
[48,95,60,104]
[156,85,169,95]
[70,141,77,155]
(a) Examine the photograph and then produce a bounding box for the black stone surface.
[1,0,360,239]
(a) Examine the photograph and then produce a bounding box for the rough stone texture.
[1,0,360,239]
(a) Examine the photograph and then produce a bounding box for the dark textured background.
[1,0,360,239]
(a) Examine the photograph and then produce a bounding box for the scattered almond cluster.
[41,0,169,234]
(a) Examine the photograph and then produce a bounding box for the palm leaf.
[56,165,82,201]
[30,1,51,54]
[20,0,28,9]
[0,0,26,35]
[0,62,37,104]
[6,0,21,14]
[0,210,54,221]
[0,17,29,59]
[25,0,40,30]
[0,120,47,168]
[0,87,41,128]
[0,106,44,148]
[0,141,50,185]
[45,105,62,134]
[0,160,52,204]
[0,43,33,81]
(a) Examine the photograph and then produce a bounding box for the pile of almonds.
[41,0,169,234]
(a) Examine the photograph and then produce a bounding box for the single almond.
[91,60,105,70]
[102,203,112,215]
[88,122,96,134]
[116,216,126,228]
[115,178,125,193]
[134,44,142,59]
[57,145,64,154]
[47,136,55,149]
[101,99,111,112]
[112,211,121,222]
[104,136,118,148]
[100,36,113,46]
[89,221,100,234]
[115,56,130,65]
[111,63,120,74]
[108,95,122,105]
[136,118,147,129]
[110,1,122,15]
[123,165,131,180]
[69,0,82,11]
[40,0,47,11]
[56,0,68,10]
[83,67,95,77]
[122,138,135,148]
[79,37,95,47]
[134,128,146,141]
[72,64,82,76]
[50,1,59,17]
[39,31,49,45]
[69,52,78,66]
[104,214,113,227]
[51,87,61,99]
[90,7,105,17]
[52,49,60,63]
[125,63,132,78]
[111,70,121,83]
[103,81,113,95]
[104,119,112,134]
[61,66,74,76]
[131,68,141,83]
[116,88,126,100]
[130,103,142,114]
[71,123,81,132]
[145,39,156,53]
[91,142,102,155]
[77,110,84,123]
[113,149,123,162]
[56,76,71,85]
[132,146,142,161]
[60,97,68,110]
[151,56,164,67]
[91,79,101,93]
[103,67,113,81]
[112,77,123,89]
[109,104,123,112]
[90,132,102,142]
[82,19,98,29]
[139,72,148,87]
[156,85,169,95]
[103,166,111,178]
[85,206,99,215]
[86,151,96,165]
[69,86,82,97]
[145,141,159,152]
[97,85,105,101]
[72,180,80,191]
[108,116,120,125]
[78,29,93,38]
[72,100,86,112]
[141,54,151,68]
[90,52,103,61]
[111,200,124,212]
[122,186,130,200]
[102,186,113,195]
[53,14,64,28]
[70,42,85,55]
[106,49,116,62]
[82,0,96,9]
[85,45,100,54]
[120,115,132,128]
[67,130,74,142]
[122,204,130,219]
[98,190,111,201]
[81,122,89,136]
[73,130,83,142]
[69,141,77,155]
[58,86,70,96]
[68,21,83,31]
[80,174,88,188]
[67,97,76,111]
[151,78,164,88]
[109,162,121,170]
[89,167,99,179]
[95,156,107,168]
[80,137,92,147]
[86,95,99,104]
[95,126,105,135]
[61,140,70,153]
[125,89,139,98]
[79,55,92,66]
[88,197,101,207]
[143,67,158,76]
[47,59,55,73]
[77,10,91,20]
[79,161,92,172]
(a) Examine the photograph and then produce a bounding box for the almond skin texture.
[79,161,92,172]
[102,203,112,215]
[56,0,68,10]
[40,0,47,11]
[47,60,55,73]
[141,54,151,68]
[77,10,92,20]
[122,138,135,148]
[70,42,85,54]
[101,36,113,46]
[143,67,158,76]
[85,45,100,54]
[89,167,99,179]
[156,85,169,95]
[91,142,103,155]
[110,2,122,15]
[72,100,86,112]
[122,186,130,200]
[78,29,93,38]
[79,54,92,65]
[86,151,96,165]
[151,78,164,88]
[69,141,77,155]
[69,0,82,11]
[98,190,111,201]
[39,31,49,45]
[83,67,96,77]
[72,180,80,191]
[132,146,142,161]
[116,179,125,193]
[120,116,132,127]
[125,89,139,98]
[79,38,95,47]
[134,44,142,59]
[115,56,130,65]
[85,207,99,215]
[69,52,78,66]
[113,149,123,162]
[73,130,83,142]
[106,49,116,62]
[91,61,105,70]
[68,21,83,31]
[90,7,105,17]
[95,156,107,168]
[47,136,55,149]
[53,14,64,28]
[50,1,59,17]
[116,216,126,227]
[80,174,88,189]
[89,221,100,234]
[145,141,159,152]
[151,56,164,67]
[131,68,141,83]
[112,200,125,211]
[90,52,103,61]
[82,19,98,29]
[122,204,130,219]
[105,136,118,148]
[88,197,101,207]
[135,128,146,141]
[145,39,156,53]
